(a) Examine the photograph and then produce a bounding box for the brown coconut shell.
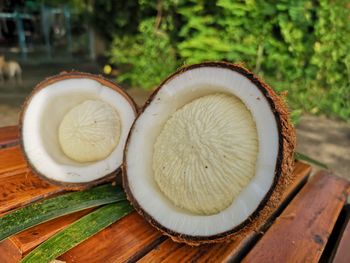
[123,62,296,245]
[20,71,138,190]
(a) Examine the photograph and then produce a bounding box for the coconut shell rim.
[122,61,296,245]
[19,71,138,190]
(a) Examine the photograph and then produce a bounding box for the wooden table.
[0,126,349,263]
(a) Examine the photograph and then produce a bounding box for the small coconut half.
[123,62,296,244]
[20,72,137,189]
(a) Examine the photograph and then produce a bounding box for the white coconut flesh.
[22,77,136,184]
[59,100,121,163]
[153,93,258,215]
[126,66,279,236]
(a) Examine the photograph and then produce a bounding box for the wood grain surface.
[0,146,27,176]
[138,162,311,263]
[0,209,94,263]
[0,126,349,263]
[0,134,64,216]
[332,211,350,263]
[59,212,164,263]
[243,171,350,263]
[0,169,64,215]
[0,239,22,263]
[0,126,19,148]
[14,208,94,255]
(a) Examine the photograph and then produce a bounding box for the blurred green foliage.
[78,0,350,120]
[110,18,177,89]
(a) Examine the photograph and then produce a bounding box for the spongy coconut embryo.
[58,99,121,163]
[153,93,259,215]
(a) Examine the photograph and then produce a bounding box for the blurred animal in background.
[0,55,22,85]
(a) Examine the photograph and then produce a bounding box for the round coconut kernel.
[153,93,259,215]
[20,72,138,188]
[58,99,121,162]
[123,62,296,245]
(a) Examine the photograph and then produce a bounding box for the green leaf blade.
[21,201,133,263]
[295,152,328,169]
[0,184,126,242]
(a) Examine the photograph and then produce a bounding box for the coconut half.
[123,62,296,244]
[20,72,137,189]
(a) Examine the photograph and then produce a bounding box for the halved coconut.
[20,72,137,189]
[123,62,296,244]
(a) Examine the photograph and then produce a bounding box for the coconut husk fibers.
[123,62,296,245]
[19,71,138,190]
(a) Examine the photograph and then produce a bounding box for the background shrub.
[105,0,350,120]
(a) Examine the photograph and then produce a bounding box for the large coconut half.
[20,72,137,189]
[123,62,296,244]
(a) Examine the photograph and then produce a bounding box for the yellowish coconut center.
[153,93,259,215]
[58,99,121,163]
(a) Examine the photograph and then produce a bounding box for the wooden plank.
[0,133,63,215]
[138,162,311,263]
[0,239,22,263]
[243,171,350,263]
[0,146,27,177]
[0,126,19,148]
[332,213,350,263]
[15,208,94,255]
[59,212,164,263]
[0,209,93,262]
[0,170,64,215]
[0,151,313,263]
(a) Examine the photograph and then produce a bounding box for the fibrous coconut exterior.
[123,62,296,245]
[20,71,138,190]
